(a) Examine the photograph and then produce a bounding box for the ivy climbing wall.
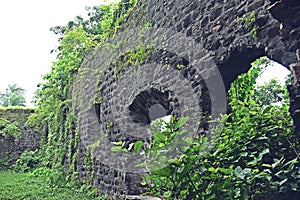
[69,0,300,198]
[0,108,40,168]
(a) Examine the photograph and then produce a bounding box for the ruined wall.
[72,0,300,197]
[0,108,40,168]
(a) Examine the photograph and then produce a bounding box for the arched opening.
[128,88,179,126]
[224,55,291,112]
[219,56,299,198]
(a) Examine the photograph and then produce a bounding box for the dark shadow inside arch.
[128,88,178,126]
[218,47,266,91]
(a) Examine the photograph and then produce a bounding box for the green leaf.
[111,146,127,152]
[140,180,147,186]
[185,137,193,145]
[261,148,270,155]
[272,157,284,169]
[262,163,272,168]
[178,162,193,177]
[249,99,256,105]
[257,148,270,161]
[240,152,248,157]
[153,132,166,143]
[208,167,218,173]
[111,141,123,145]
[219,168,233,175]
[243,168,252,175]
[134,141,143,153]
[151,167,172,177]
[279,178,288,186]
[234,166,245,179]
[177,130,188,135]
[282,157,298,170]
[175,117,189,129]
[168,158,179,164]
[256,136,268,140]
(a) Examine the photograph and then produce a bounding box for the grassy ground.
[0,171,106,200]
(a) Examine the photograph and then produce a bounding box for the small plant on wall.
[237,11,259,39]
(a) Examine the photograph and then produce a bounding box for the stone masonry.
[71,0,300,198]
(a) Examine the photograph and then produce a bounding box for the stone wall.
[71,0,300,197]
[0,108,40,168]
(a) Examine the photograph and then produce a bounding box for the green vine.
[237,11,259,38]
[0,119,21,138]
[25,1,141,193]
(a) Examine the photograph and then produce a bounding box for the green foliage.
[32,25,98,172]
[27,2,140,196]
[0,108,37,170]
[134,140,143,153]
[0,118,21,137]
[100,0,139,40]
[33,0,140,169]
[126,45,151,65]
[50,6,108,37]
[0,171,107,200]
[111,145,129,152]
[251,57,289,107]
[254,79,289,107]
[0,84,26,107]
[87,140,101,150]
[0,1,298,199]
[237,11,259,38]
[32,167,69,187]
[13,150,42,172]
[141,66,300,199]
[251,56,271,68]
[176,64,187,70]
[151,118,166,134]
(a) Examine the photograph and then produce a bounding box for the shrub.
[13,150,42,172]
[0,118,22,137]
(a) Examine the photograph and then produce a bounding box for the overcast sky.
[0,0,290,107]
[0,0,115,107]
[256,61,290,86]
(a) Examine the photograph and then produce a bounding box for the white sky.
[256,61,290,86]
[0,0,116,107]
[0,0,290,107]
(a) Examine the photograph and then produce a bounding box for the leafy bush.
[0,118,21,137]
[32,167,68,187]
[31,167,106,199]
[0,158,6,170]
[13,150,42,172]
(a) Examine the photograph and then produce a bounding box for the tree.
[251,56,290,107]
[254,79,289,107]
[0,84,26,107]
[50,6,108,36]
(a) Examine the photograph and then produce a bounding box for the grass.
[0,171,107,200]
